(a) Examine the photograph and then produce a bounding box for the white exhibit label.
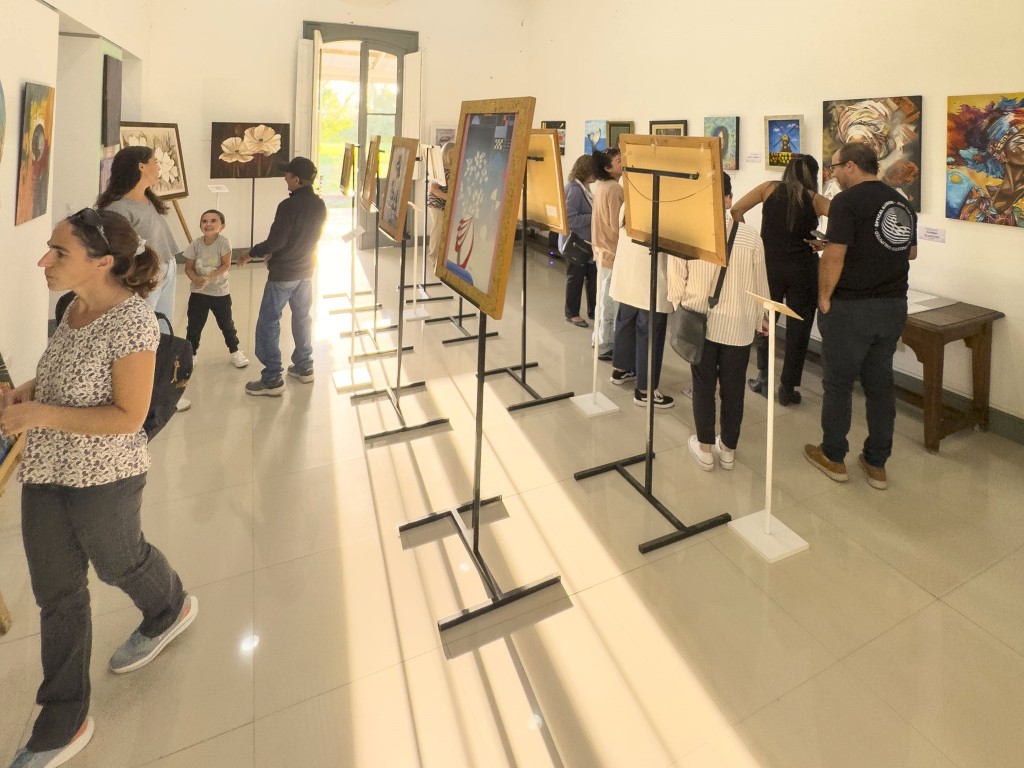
[746,153,763,164]
[545,204,558,220]
[920,227,946,243]
[208,184,230,194]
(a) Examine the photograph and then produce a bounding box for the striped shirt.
[667,214,769,347]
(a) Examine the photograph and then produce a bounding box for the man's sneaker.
[9,717,94,768]
[245,378,285,397]
[858,453,888,490]
[688,435,714,471]
[109,595,198,674]
[597,351,613,362]
[175,398,191,413]
[804,443,848,482]
[287,365,314,383]
[634,389,674,409]
[230,350,250,368]
[714,435,735,470]
[610,368,636,385]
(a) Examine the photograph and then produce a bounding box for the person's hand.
[760,314,770,335]
[0,402,47,436]
[805,238,827,253]
[600,252,615,269]
[237,250,251,267]
[818,297,831,315]
[1,383,32,412]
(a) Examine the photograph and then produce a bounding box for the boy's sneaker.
[688,435,715,471]
[230,350,249,368]
[9,717,94,768]
[245,378,285,397]
[633,389,674,409]
[610,368,636,385]
[287,365,314,383]
[109,595,198,674]
[714,436,735,470]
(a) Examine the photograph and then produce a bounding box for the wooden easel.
[171,199,193,242]
[0,433,25,635]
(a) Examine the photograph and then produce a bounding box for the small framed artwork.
[703,116,739,171]
[16,82,56,225]
[608,121,635,150]
[765,114,802,170]
[584,120,607,154]
[541,120,566,155]
[434,96,537,320]
[359,135,381,213]
[339,142,356,195]
[101,55,122,147]
[210,122,290,179]
[379,137,418,242]
[649,120,688,137]
[120,122,189,200]
[432,123,456,147]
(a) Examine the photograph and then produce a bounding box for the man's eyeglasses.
[826,161,847,172]
[69,208,112,255]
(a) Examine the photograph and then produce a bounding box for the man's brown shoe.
[804,444,848,482]
[858,453,888,490]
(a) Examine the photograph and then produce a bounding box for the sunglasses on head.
[69,208,113,255]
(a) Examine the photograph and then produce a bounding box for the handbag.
[669,219,740,365]
[562,231,594,268]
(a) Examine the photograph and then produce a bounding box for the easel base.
[728,512,809,563]
[570,392,619,417]
[405,307,431,323]
[332,365,373,392]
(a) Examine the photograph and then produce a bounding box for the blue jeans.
[819,298,907,467]
[594,266,617,355]
[145,259,176,334]
[255,278,313,382]
[612,304,667,392]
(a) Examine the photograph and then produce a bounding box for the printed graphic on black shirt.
[874,199,915,251]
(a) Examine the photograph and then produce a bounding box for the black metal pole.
[249,178,256,253]
[371,179,381,343]
[472,313,487,556]
[519,182,529,384]
[645,174,659,493]
[394,235,408,410]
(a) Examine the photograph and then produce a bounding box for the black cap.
[278,156,317,181]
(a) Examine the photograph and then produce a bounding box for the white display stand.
[405,200,430,323]
[728,292,809,562]
[571,261,618,418]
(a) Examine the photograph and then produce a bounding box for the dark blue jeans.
[612,304,667,392]
[255,278,314,382]
[818,298,907,467]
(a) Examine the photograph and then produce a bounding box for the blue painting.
[584,120,607,155]
[765,115,802,170]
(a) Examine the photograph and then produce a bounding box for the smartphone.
[810,229,828,241]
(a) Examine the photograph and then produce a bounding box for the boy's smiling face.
[200,212,224,237]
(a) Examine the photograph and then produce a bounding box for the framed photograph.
[541,120,566,155]
[16,82,55,225]
[620,133,729,266]
[359,134,381,212]
[584,120,607,154]
[764,114,802,170]
[703,116,739,171]
[947,93,1024,227]
[650,120,688,137]
[434,96,537,320]
[119,122,188,200]
[608,121,635,150]
[210,122,289,180]
[101,56,122,147]
[431,123,456,147]
[519,129,568,235]
[339,142,356,195]
[379,137,418,242]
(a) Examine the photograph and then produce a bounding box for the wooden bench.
[898,302,1005,452]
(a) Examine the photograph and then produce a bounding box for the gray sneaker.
[109,595,198,674]
[245,378,285,397]
[287,365,314,383]
[9,717,94,768]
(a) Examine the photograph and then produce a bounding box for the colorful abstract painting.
[15,83,55,225]
[765,115,801,170]
[822,96,921,210]
[120,122,189,199]
[210,122,290,179]
[541,120,566,155]
[947,93,1024,228]
[584,120,607,154]
[704,116,739,171]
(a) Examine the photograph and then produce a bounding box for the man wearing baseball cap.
[238,156,327,396]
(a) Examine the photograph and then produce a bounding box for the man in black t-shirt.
[804,142,917,490]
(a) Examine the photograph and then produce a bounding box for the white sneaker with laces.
[714,435,735,470]
[230,350,249,368]
[688,435,715,471]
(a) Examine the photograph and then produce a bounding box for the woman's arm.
[184,257,205,287]
[811,191,831,218]
[565,184,592,234]
[730,181,775,223]
[0,379,36,411]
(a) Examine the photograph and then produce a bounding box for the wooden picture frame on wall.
[649,120,688,137]
[541,120,566,155]
[359,134,381,212]
[378,137,418,242]
[119,121,189,200]
[608,121,635,150]
[434,96,537,320]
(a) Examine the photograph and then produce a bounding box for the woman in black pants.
[561,154,596,327]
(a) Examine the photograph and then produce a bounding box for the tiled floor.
[2,209,1023,767]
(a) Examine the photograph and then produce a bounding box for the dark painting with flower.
[15,82,55,225]
[210,122,290,179]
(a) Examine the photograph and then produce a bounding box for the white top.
[185,234,231,297]
[667,214,770,347]
[105,198,180,265]
[609,223,671,314]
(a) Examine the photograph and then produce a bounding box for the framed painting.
[608,121,634,150]
[432,123,456,147]
[379,137,418,242]
[947,93,1024,228]
[210,122,289,179]
[101,55,122,147]
[541,120,566,155]
[765,115,802,170]
[359,134,381,212]
[119,122,188,200]
[584,120,607,154]
[519,129,568,235]
[434,96,537,320]
[339,142,355,195]
[620,134,728,266]
[15,83,55,225]
[650,120,688,137]
[703,116,739,171]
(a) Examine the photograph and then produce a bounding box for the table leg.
[965,322,994,430]
[913,337,945,452]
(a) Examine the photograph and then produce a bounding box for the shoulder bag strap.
[708,219,740,310]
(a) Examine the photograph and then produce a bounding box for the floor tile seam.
[143,477,256,507]
[938,595,1024,666]
[829,597,939,664]
[732,659,841,728]
[131,722,254,768]
[252,451,371,485]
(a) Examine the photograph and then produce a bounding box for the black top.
[250,185,328,282]
[759,184,818,262]
[826,181,917,300]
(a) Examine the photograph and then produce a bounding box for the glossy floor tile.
[2,214,1024,767]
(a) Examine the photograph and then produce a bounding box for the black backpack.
[54,292,193,440]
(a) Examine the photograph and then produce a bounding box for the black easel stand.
[351,230,449,442]
[482,170,574,412]
[398,168,452,304]
[399,312,562,632]
[425,295,498,345]
[574,167,731,554]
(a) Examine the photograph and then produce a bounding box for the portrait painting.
[765,115,801,170]
[650,120,688,137]
[210,122,290,180]
[379,137,418,242]
[823,95,921,209]
[101,55,122,147]
[947,93,1024,228]
[608,121,634,151]
[541,120,566,155]
[584,120,607,154]
[519,129,568,235]
[119,122,188,199]
[703,116,739,171]
[360,134,381,212]
[339,142,355,194]
[15,83,55,225]
[435,96,536,319]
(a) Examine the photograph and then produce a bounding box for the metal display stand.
[331,173,373,393]
[570,260,619,417]
[398,165,452,305]
[399,312,562,632]
[574,167,732,554]
[482,161,574,412]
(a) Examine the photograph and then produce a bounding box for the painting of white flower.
[118,122,189,200]
[219,137,254,164]
[211,122,291,179]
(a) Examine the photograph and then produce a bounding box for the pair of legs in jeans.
[20,474,185,751]
[691,341,752,448]
[254,278,314,383]
[186,293,240,355]
[593,266,617,356]
[612,304,667,392]
[565,259,596,320]
[818,298,907,468]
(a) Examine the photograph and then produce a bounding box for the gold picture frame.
[359,134,381,212]
[764,114,803,171]
[339,142,355,195]
[378,137,419,242]
[518,129,568,235]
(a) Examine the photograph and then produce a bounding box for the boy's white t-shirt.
[185,234,231,297]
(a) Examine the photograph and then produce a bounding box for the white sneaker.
[714,435,735,470]
[688,435,715,471]
[230,350,250,368]
[175,398,191,413]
